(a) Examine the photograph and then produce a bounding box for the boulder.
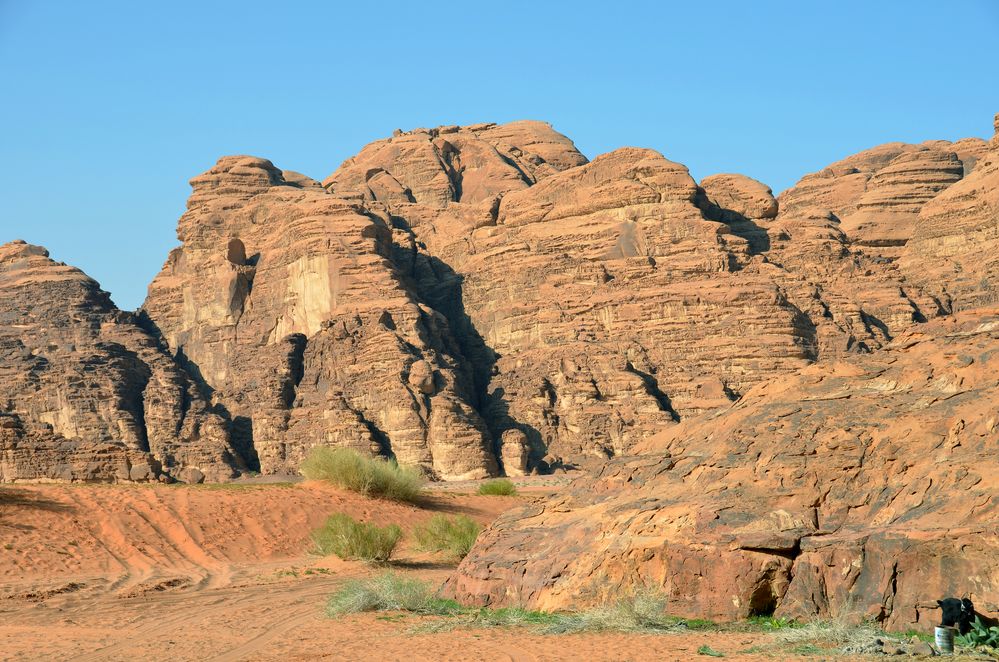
[447,307,999,632]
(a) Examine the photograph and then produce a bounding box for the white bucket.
[935,625,955,654]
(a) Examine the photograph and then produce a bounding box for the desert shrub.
[418,587,675,634]
[327,572,677,635]
[957,616,999,648]
[477,478,517,496]
[413,514,480,560]
[300,447,424,502]
[326,573,461,617]
[768,619,895,655]
[542,588,673,634]
[311,513,401,562]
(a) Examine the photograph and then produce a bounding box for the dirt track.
[0,482,772,661]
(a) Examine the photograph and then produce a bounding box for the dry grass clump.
[477,478,517,496]
[310,513,401,562]
[413,514,480,560]
[329,573,676,636]
[325,573,461,617]
[768,618,898,655]
[300,447,424,502]
[542,588,674,634]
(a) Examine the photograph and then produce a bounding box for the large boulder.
[447,306,999,631]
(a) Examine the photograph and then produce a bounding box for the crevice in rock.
[279,334,307,409]
[625,361,680,422]
[694,187,772,258]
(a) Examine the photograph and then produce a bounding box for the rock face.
[447,307,999,631]
[323,123,976,471]
[0,241,240,482]
[142,156,497,479]
[4,116,996,483]
[778,138,988,252]
[898,115,999,312]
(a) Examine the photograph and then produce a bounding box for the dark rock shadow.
[694,188,772,259]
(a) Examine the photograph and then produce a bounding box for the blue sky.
[2,1,997,310]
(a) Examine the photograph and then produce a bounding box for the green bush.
[413,514,480,560]
[957,616,999,648]
[477,478,517,496]
[301,447,424,502]
[311,513,401,562]
[326,573,462,617]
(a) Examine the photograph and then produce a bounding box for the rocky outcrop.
[325,125,967,471]
[898,115,999,313]
[778,138,988,252]
[0,241,240,482]
[142,156,497,479]
[5,116,997,482]
[447,306,999,631]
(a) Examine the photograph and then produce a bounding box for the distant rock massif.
[3,114,998,628]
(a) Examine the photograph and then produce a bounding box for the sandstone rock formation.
[0,241,240,482]
[447,306,999,631]
[778,137,988,252]
[323,122,977,472]
[142,156,497,479]
[4,115,996,484]
[898,115,999,312]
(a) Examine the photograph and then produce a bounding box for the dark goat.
[938,597,975,634]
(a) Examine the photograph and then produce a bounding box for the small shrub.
[416,607,562,633]
[477,478,517,496]
[748,615,801,630]
[301,447,424,502]
[311,513,401,562]
[696,645,725,657]
[543,588,673,633]
[413,514,480,560]
[326,573,461,617]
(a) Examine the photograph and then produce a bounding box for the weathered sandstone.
[898,114,999,312]
[326,124,964,471]
[448,307,999,631]
[142,156,497,479]
[0,241,240,482]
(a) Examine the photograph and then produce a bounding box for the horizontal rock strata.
[447,306,999,631]
[0,241,240,482]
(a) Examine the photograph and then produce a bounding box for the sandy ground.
[0,481,777,661]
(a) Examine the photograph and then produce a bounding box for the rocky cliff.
[142,156,497,479]
[0,241,240,482]
[2,115,996,483]
[447,306,999,630]
[321,121,987,471]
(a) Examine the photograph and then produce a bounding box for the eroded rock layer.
[142,156,497,479]
[898,116,999,312]
[0,241,240,482]
[447,307,999,631]
[323,122,976,471]
[5,116,996,483]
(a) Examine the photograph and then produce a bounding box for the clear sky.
[2,1,997,311]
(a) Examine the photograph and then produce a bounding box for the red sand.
[0,482,773,661]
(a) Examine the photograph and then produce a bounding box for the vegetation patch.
[476,478,517,496]
[958,616,999,649]
[326,573,461,617]
[327,573,677,635]
[310,513,401,562]
[301,447,424,502]
[413,514,480,560]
